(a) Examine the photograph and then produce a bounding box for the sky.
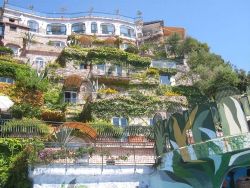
[1,0,250,72]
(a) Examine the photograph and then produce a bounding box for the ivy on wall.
[57,47,151,68]
[156,85,208,107]
[0,60,29,78]
[0,60,48,92]
[90,93,179,120]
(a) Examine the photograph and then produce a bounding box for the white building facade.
[0,4,142,70]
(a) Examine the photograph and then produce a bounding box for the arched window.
[35,57,44,70]
[100,23,115,35]
[91,22,98,33]
[71,23,86,34]
[27,20,39,32]
[120,25,135,38]
[46,23,66,35]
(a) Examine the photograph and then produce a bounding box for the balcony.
[5,4,135,23]
[151,59,177,69]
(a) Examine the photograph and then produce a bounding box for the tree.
[236,69,249,92]
[165,33,181,57]
[125,44,139,54]
[187,49,239,97]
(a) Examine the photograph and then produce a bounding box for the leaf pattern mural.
[152,93,250,188]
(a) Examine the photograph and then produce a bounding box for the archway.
[62,122,97,140]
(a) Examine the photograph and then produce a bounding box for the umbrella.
[0,96,14,112]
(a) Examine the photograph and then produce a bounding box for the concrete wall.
[30,165,153,188]
[30,165,194,188]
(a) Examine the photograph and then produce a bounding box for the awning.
[0,96,14,112]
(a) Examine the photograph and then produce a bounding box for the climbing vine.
[57,47,151,67]
[91,93,179,120]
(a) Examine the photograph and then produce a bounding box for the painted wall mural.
[153,94,250,188]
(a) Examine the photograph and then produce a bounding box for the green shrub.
[0,60,29,78]
[0,46,13,55]
[146,67,159,76]
[44,84,63,105]
[157,85,209,107]
[11,103,41,119]
[2,118,49,137]
[0,138,44,188]
[125,45,139,54]
[15,69,49,92]
[57,47,151,68]
[90,120,123,138]
[0,60,48,92]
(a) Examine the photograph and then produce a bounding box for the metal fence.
[38,142,155,169]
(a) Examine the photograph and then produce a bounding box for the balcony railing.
[5,3,136,23]
[37,142,155,167]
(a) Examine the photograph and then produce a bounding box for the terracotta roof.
[163,27,186,39]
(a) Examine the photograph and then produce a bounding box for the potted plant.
[74,147,90,164]
[100,150,115,165]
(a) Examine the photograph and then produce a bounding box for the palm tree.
[54,126,74,148]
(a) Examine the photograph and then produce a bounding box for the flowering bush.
[97,88,118,95]
[164,91,181,96]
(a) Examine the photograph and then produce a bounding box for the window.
[35,57,44,70]
[27,20,39,32]
[6,45,19,56]
[120,118,128,128]
[120,43,128,50]
[9,18,15,23]
[120,25,135,38]
[113,117,120,126]
[46,23,66,35]
[64,91,77,103]
[71,23,86,34]
[80,63,87,69]
[160,75,170,85]
[149,118,154,126]
[101,23,115,35]
[91,22,98,33]
[48,41,65,47]
[151,60,177,69]
[115,65,122,76]
[112,117,128,128]
[97,64,105,74]
[0,77,14,84]
[10,25,17,31]
[0,24,4,36]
